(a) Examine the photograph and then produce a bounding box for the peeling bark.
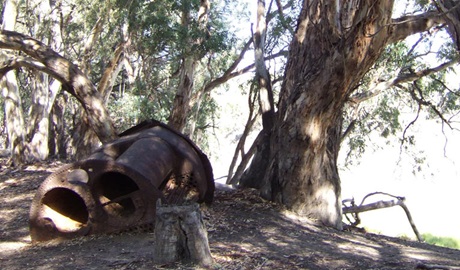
[1,69,25,165]
[169,57,196,132]
[434,0,460,51]
[1,0,25,165]
[239,0,275,189]
[168,0,210,132]
[25,70,50,161]
[244,0,448,229]
[264,0,398,228]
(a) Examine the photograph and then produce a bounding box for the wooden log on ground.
[153,201,213,266]
[342,199,403,214]
[342,195,423,242]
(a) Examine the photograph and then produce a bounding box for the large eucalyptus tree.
[240,0,459,229]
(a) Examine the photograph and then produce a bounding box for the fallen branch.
[342,192,423,242]
[343,199,403,214]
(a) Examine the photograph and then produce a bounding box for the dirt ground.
[1,159,459,270]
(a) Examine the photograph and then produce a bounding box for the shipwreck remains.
[29,120,214,242]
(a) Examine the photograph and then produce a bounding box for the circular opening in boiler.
[42,188,89,232]
[95,172,139,217]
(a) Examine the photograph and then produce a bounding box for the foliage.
[422,233,460,250]
[342,41,412,165]
[188,93,219,150]
[1,0,459,169]
[106,0,240,141]
[341,24,460,168]
[0,0,244,157]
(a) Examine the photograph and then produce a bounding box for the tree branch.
[433,0,460,51]
[198,37,251,95]
[349,58,459,104]
[410,81,453,128]
[343,192,423,242]
[97,40,129,102]
[203,45,287,94]
[388,11,446,44]
[274,0,294,35]
[0,55,44,75]
[202,0,292,95]
[400,96,422,157]
[0,30,118,143]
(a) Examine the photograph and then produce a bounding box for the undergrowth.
[422,233,460,250]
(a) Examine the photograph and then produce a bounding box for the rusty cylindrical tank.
[29,120,214,242]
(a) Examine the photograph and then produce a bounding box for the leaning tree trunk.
[71,39,128,160]
[168,0,210,132]
[169,57,195,132]
[0,30,118,144]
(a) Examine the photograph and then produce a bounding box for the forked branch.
[342,192,423,242]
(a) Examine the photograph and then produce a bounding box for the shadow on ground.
[1,161,459,269]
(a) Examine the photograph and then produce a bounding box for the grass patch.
[422,233,460,249]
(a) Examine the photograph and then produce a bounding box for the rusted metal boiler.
[29,120,214,242]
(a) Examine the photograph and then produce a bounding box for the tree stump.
[153,201,213,266]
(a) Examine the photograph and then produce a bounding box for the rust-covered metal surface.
[29,120,214,242]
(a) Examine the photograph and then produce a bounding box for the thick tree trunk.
[49,93,67,159]
[1,0,25,166]
[47,0,65,159]
[249,0,406,229]
[25,71,50,161]
[71,116,101,159]
[264,106,344,228]
[169,57,195,132]
[1,69,25,165]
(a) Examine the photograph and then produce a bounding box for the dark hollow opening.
[42,188,89,225]
[95,172,139,217]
